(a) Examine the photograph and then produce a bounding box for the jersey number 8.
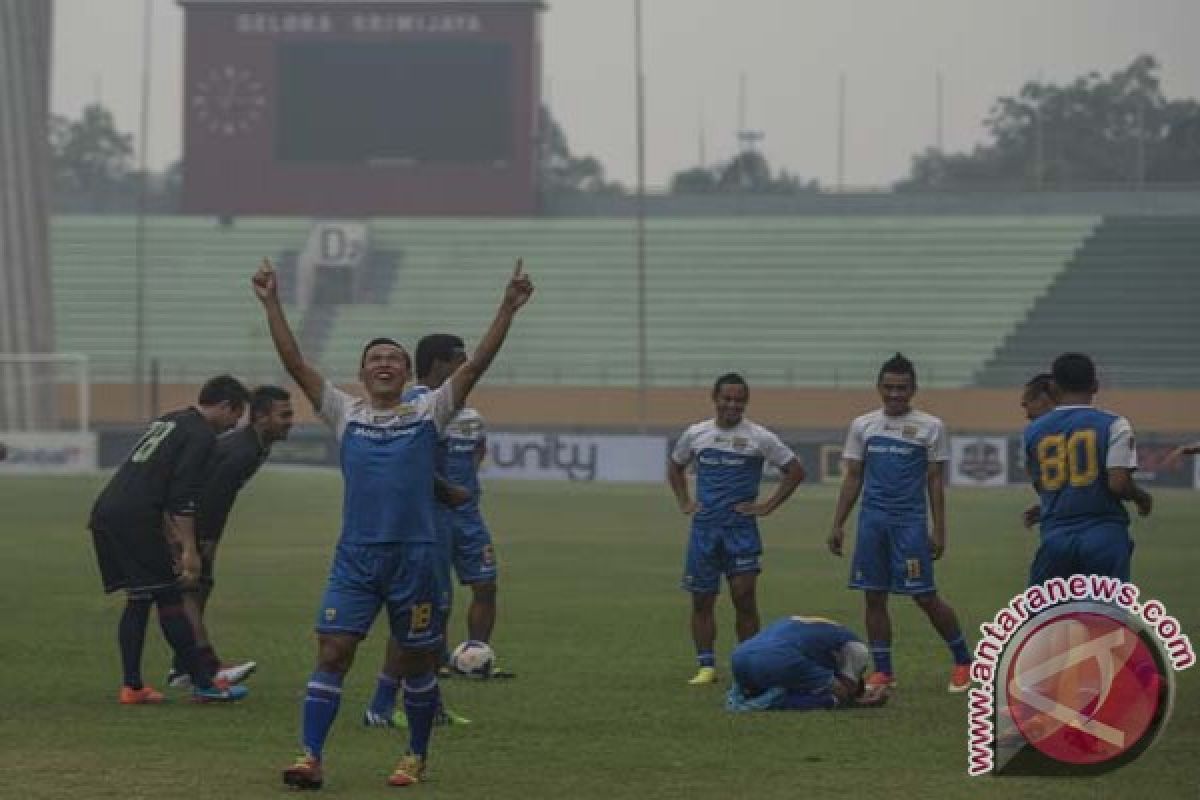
[1036,430,1099,491]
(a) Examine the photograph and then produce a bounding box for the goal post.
[0,353,95,473]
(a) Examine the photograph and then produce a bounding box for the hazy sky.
[52,0,1200,188]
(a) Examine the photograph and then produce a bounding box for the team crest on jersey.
[324,608,337,622]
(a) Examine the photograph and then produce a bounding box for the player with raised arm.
[167,385,294,690]
[253,257,533,790]
[827,354,972,694]
[725,615,887,712]
[1023,353,1152,584]
[667,373,806,686]
[88,375,251,704]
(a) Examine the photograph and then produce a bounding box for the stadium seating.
[52,215,1103,386]
[976,216,1200,388]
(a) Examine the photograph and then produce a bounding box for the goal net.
[0,353,94,473]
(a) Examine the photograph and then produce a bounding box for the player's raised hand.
[827,526,845,557]
[503,258,534,312]
[252,257,279,304]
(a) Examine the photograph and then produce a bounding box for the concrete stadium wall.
[81,383,1200,435]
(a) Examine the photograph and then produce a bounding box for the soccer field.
[2,472,1197,799]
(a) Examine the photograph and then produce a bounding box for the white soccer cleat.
[216,660,257,685]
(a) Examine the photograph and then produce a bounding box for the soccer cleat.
[119,685,165,705]
[390,705,472,729]
[166,668,192,689]
[387,753,426,787]
[363,709,396,728]
[855,684,890,708]
[947,663,972,693]
[282,753,323,790]
[489,665,517,680]
[192,678,249,703]
[865,671,897,690]
[437,665,454,679]
[687,666,718,686]
[217,660,258,685]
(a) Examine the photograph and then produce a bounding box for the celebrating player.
[166,385,294,689]
[827,353,972,693]
[1023,352,1152,584]
[254,256,533,790]
[667,373,806,686]
[725,615,888,712]
[88,375,251,704]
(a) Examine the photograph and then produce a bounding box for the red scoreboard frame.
[179,1,543,216]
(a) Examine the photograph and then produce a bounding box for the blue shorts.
[731,642,834,694]
[849,512,935,595]
[315,541,445,650]
[682,523,762,595]
[1028,523,1133,585]
[451,510,498,585]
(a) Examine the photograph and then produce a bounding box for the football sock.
[302,671,344,760]
[945,633,971,666]
[869,642,893,675]
[369,673,400,716]
[118,596,153,689]
[402,672,440,758]
[776,689,838,712]
[696,650,716,669]
[156,599,212,689]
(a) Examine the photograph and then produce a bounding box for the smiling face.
[713,382,749,429]
[359,342,411,403]
[877,371,916,417]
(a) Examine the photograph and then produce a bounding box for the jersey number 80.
[1036,430,1099,491]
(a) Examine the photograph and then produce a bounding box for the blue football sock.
[302,671,344,760]
[776,689,839,712]
[402,672,440,758]
[869,642,892,675]
[369,673,400,716]
[696,650,716,668]
[945,634,971,666]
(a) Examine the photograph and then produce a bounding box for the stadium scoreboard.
[178,1,544,216]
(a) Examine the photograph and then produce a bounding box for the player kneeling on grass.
[725,616,888,712]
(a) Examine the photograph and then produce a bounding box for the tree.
[899,55,1200,189]
[670,150,818,195]
[538,106,623,195]
[50,104,134,207]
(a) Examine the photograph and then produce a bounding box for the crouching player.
[725,616,889,712]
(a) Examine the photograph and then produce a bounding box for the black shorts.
[91,525,179,594]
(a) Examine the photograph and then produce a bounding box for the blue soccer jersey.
[732,616,862,693]
[1023,405,1137,537]
[842,409,949,520]
[318,379,456,545]
[671,419,796,529]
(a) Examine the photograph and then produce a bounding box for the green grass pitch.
[1,472,1196,799]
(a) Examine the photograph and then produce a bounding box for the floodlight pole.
[634,0,648,430]
[133,0,153,419]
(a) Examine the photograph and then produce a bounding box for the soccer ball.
[450,640,495,677]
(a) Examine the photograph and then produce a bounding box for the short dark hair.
[712,372,749,400]
[197,374,250,410]
[250,385,291,419]
[1023,372,1058,400]
[1052,352,1097,394]
[415,334,466,381]
[877,352,917,386]
[360,337,411,370]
